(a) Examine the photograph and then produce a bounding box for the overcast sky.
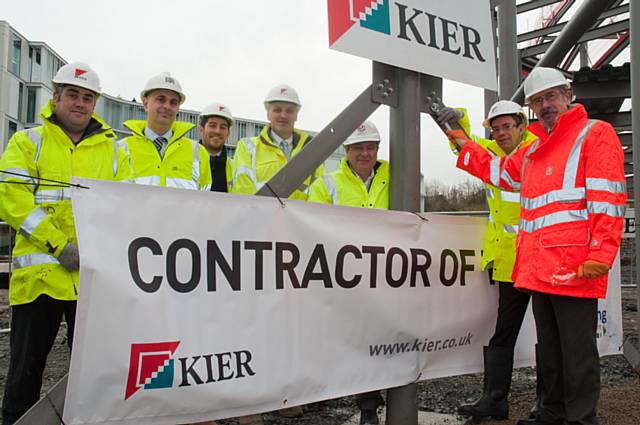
[4,0,493,185]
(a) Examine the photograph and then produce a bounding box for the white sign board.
[64,180,621,424]
[328,0,497,90]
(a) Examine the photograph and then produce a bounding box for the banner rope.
[0,169,90,189]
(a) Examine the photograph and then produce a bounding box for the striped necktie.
[280,140,291,159]
[153,137,167,152]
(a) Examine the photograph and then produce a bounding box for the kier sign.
[328,0,497,90]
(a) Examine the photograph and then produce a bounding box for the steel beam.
[512,0,618,103]
[385,68,425,425]
[629,0,640,372]
[520,19,629,59]
[498,0,519,99]
[573,81,630,100]
[255,85,380,198]
[516,0,562,14]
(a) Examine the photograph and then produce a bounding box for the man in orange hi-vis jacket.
[447,67,626,425]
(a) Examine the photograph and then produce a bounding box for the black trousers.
[356,390,385,410]
[531,292,599,425]
[489,276,532,349]
[2,295,76,425]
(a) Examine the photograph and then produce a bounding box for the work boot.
[457,345,513,421]
[238,414,264,425]
[359,408,380,425]
[277,405,303,418]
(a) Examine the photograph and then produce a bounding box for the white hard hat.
[344,121,381,146]
[52,62,101,94]
[200,103,234,126]
[524,67,570,100]
[141,72,186,104]
[264,84,301,109]
[483,100,528,128]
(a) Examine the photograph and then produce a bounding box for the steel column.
[385,67,422,425]
[498,0,519,99]
[511,0,615,103]
[627,0,640,371]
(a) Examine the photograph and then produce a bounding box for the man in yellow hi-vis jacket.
[0,62,132,424]
[119,72,211,190]
[309,120,388,425]
[231,84,323,200]
[437,101,538,422]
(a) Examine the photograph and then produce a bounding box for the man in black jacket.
[199,103,234,192]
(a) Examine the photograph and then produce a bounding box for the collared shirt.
[270,130,293,159]
[144,127,173,158]
[348,162,375,191]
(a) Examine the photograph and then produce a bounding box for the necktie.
[280,140,291,159]
[153,137,167,153]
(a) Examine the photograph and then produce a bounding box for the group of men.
[0,61,390,425]
[0,58,626,425]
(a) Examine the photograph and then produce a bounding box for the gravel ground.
[0,288,637,425]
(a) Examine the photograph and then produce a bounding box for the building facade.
[0,20,343,169]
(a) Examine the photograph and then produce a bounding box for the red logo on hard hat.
[219,106,225,111]
[357,124,366,133]
[74,69,88,78]
[280,88,288,94]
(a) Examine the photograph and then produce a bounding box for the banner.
[64,179,622,424]
[327,0,497,90]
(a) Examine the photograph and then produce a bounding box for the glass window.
[10,36,21,76]
[17,83,24,121]
[8,121,18,140]
[237,122,247,139]
[34,49,42,82]
[26,88,36,123]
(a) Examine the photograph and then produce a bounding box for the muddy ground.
[0,288,637,425]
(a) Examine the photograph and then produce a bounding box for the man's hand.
[436,107,464,126]
[446,129,471,150]
[58,243,79,272]
[577,260,610,279]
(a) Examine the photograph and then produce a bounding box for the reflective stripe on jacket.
[308,158,389,209]
[230,125,324,200]
[0,101,133,305]
[457,104,626,298]
[456,108,536,282]
[120,120,211,190]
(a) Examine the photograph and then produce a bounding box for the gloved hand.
[58,243,79,272]
[577,260,610,279]
[446,129,471,150]
[436,107,464,126]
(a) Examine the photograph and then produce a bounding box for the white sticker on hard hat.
[464,152,470,166]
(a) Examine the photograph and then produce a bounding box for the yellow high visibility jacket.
[120,120,211,190]
[453,109,537,282]
[308,158,389,209]
[230,125,324,200]
[0,101,132,306]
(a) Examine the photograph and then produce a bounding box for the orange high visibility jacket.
[457,104,626,298]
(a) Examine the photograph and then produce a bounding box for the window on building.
[10,36,21,76]
[33,48,42,82]
[254,124,264,136]
[17,83,24,121]
[26,88,36,123]
[8,121,18,141]
[237,122,247,139]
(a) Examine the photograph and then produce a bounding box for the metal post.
[386,67,421,425]
[629,0,640,370]
[497,0,519,99]
[511,0,615,103]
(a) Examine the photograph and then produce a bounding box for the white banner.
[65,179,621,424]
[327,0,497,90]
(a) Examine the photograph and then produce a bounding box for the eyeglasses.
[490,123,518,135]
[527,90,562,108]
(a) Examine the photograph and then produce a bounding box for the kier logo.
[280,88,288,94]
[74,68,88,79]
[124,341,180,400]
[328,0,391,45]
